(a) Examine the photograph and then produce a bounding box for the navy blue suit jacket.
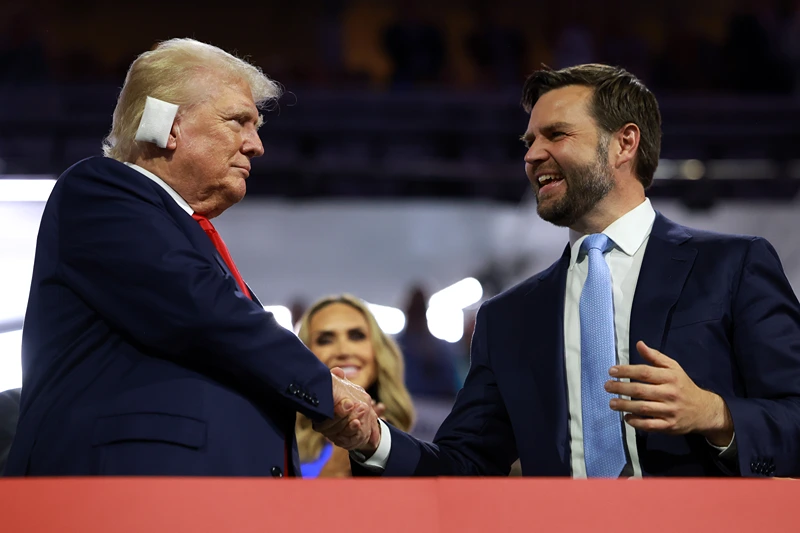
[376,214,800,477]
[5,157,334,476]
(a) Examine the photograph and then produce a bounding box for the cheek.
[361,349,378,378]
[311,346,332,366]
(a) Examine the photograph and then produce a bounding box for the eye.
[551,131,566,139]
[348,329,367,341]
[314,333,333,345]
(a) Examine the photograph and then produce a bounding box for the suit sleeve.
[376,304,517,476]
[56,166,333,421]
[724,237,800,477]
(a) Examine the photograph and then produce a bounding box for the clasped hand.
[605,341,734,446]
[312,367,381,453]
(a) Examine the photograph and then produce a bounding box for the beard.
[534,138,614,228]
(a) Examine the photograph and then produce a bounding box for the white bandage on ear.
[134,96,179,148]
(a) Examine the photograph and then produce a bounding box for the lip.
[233,165,251,177]
[534,169,561,180]
[533,170,563,183]
[532,169,564,192]
[538,179,565,197]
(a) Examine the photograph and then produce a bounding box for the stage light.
[0,178,57,202]
[366,302,406,335]
[263,305,293,330]
[428,277,483,310]
[0,329,23,392]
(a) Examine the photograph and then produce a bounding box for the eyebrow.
[313,326,365,336]
[226,108,262,128]
[520,121,574,145]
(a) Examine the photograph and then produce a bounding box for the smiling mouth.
[537,173,563,188]
[536,173,565,196]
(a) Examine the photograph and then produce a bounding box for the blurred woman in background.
[296,294,415,477]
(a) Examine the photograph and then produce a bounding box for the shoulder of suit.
[60,155,127,179]
[58,156,167,204]
[656,213,763,251]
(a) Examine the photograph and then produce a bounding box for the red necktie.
[192,214,250,298]
[192,213,292,477]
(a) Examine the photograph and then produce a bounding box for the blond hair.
[295,294,415,463]
[102,38,281,162]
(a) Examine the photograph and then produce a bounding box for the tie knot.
[580,233,613,255]
[192,213,215,232]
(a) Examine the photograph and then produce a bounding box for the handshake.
[314,367,382,457]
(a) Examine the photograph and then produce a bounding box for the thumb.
[636,341,672,368]
[330,367,346,379]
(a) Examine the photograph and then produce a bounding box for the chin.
[225,184,247,205]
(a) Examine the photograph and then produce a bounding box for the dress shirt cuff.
[349,419,391,471]
[707,432,737,460]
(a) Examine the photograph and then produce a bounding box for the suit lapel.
[524,245,571,473]
[247,283,263,306]
[629,213,696,365]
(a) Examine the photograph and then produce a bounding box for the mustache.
[531,162,565,180]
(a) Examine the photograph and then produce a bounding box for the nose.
[242,127,264,158]
[524,138,549,167]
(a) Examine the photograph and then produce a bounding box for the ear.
[165,118,180,151]
[612,123,640,170]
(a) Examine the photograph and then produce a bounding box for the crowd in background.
[2,0,800,95]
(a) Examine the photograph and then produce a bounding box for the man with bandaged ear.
[4,38,379,477]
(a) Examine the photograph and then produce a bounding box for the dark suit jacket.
[4,157,333,476]
[373,213,800,477]
[0,388,21,475]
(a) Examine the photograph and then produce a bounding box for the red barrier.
[0,478,797,532]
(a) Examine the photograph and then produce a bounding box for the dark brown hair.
[521,64,661,189]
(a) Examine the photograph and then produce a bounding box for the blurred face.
[308,303,378,389]
[522,85,614,228]
[172,76,264,218]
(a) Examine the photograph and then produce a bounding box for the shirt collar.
[124,162,194,216]
[568,198,656,268]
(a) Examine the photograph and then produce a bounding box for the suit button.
[750,461,756,472]
[287,384,298,395]
[271,466,283,478]
[312,398,320,406]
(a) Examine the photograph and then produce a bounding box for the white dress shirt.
[354,202,658,474]
[124,162,193,215]
[565,198,655,478]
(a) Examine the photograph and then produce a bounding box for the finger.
[318,415,365,444]
[374,402,387,418]
[610,398,672,418]
[331,367,346,379]
[624,414,673,432]
[609,364,672,384]
[636,341,675,368]
[315,413,352,435]
[319,401,366,434]
[604,380,667,400]
[332,398,355,418]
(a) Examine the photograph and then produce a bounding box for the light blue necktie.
[579,233,626,478]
